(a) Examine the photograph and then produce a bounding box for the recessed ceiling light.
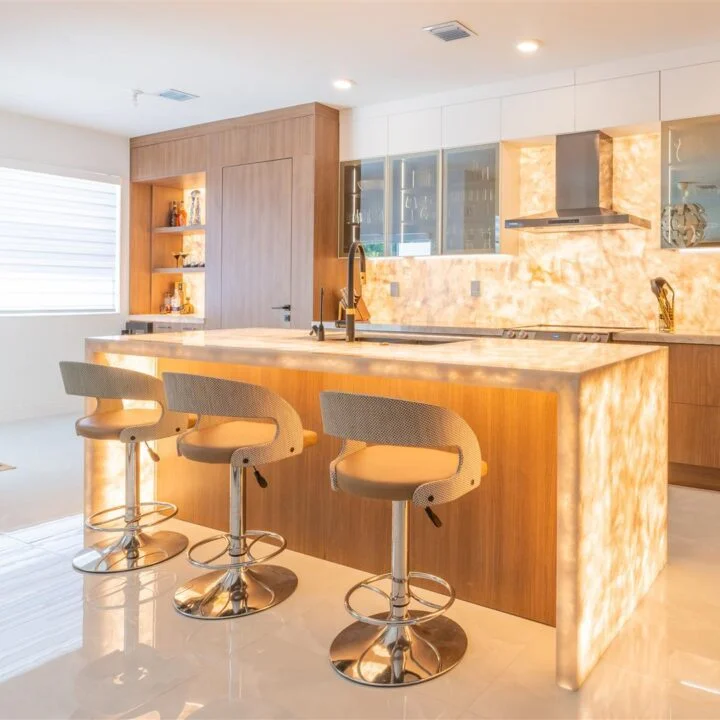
[333,78,355,90]
[516,39,542,54]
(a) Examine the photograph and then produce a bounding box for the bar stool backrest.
[320,391,483,507]
[162,372,305,467]
[60,361,186,442]
[60,361,164,403]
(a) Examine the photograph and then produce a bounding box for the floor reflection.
[72,568,197,719]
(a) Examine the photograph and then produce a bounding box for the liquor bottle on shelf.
[178,201,188,227]
[169,201,178,227]
[161,291,172,314]
[170,282,183,314]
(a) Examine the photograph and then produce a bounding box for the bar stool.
[60,361,190,573]
[320,391,487,687]
[163,372,317,619]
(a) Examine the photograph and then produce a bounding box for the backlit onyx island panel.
[85,329,667,690]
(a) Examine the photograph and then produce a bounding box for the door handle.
[272,304,291,323]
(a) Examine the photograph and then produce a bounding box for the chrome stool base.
[173,565,298,619]
[72,530,188,574]
[330,610,468,687]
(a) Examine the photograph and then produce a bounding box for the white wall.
[0,109,129,423]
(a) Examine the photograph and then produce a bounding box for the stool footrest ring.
[344,570,455,628]
[187,530,287,571]
[86,501,178,533]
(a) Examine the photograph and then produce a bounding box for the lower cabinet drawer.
[669,344,720,406]
[669,402,720,468]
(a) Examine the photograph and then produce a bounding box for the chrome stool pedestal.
[330,500,466,686]
[73,441,187,574]
[174,466,297,619]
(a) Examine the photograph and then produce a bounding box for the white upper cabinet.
[575,72,659,131]
[661,62,720,121]
[388,108,442,155]
[501,86,575,140]
[442,98,501,149]
[339,114,388,161]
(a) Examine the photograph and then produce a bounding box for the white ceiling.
[3,0,720,138]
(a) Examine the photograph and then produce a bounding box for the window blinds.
[0,166,120,314]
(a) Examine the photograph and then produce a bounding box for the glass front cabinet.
[662,116,720,248]
[443,145,499,254]
[339,144,499,257]
[339,158,386,257]
[389,152,440,257]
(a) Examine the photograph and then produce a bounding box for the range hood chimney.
[505,130,650,232]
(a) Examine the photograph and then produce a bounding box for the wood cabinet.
[129,103,341,330]
[220,159,293,328]
[130,136,208,181]
[575,72,660,132]
[667,344,720,480]
[669,344,720,406]
[501,86,575,140]
[661,61,720,121]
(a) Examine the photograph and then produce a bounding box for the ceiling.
[3,0,720,138]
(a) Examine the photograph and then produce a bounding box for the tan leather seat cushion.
[76,408,162,440]
[180,420,318,464]
[335,445,460,501]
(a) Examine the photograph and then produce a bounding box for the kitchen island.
[84,328,668,690]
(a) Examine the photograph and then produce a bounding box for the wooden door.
[221,158,292,328]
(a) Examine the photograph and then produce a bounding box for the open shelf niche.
[130,173,206,317]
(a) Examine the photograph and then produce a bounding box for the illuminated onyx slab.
[86,329,667,690]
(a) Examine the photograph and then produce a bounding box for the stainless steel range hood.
[504,130,650,232]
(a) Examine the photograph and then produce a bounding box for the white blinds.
[0,166,120,314]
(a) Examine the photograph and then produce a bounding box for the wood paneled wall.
[154,357,559,626]
[130,103,340,329]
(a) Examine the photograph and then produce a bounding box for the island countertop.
[85,328,668,692]
[88,327,664,390]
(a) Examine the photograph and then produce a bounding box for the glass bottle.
[178,201,188,227]
[170,282,183,314]
[169,201,178,227]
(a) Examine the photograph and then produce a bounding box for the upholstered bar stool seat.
[60,361,191,574]
[335,445,487,501]
[163,372,316,620]
[180,420,317,464]
[76,408,163,440]
[321,392,488,687]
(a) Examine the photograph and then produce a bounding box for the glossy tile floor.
[2,417,720,718]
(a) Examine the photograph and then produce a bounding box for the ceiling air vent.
[423,21,475,42]
[157,88,199,102]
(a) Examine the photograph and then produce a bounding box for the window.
[0,166,120,314]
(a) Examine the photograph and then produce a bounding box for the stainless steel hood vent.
[505,130,650,232]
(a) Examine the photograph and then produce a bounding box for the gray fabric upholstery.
[320,391,484,507]
[59,361,189,443]
[163,372,313,467]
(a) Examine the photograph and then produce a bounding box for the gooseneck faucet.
[346,239,367,342]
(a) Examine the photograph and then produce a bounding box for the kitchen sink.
[307,332,467,346]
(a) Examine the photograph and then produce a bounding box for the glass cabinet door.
[662,117,720,248]
[443,145,499,254]
[339,158,386,257]
[389,152,439,257]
